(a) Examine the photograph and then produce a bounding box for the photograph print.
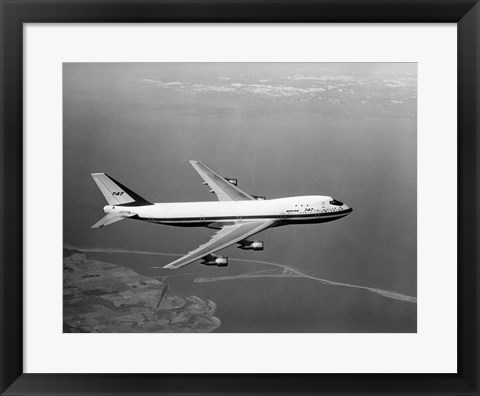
[63,62,417,333]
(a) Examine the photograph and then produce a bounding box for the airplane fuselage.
[91,164,353,268]
[103,195,352,229]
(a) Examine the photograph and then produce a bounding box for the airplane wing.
[163,220,275,269]
[189,160,257,201]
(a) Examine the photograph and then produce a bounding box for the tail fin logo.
[91,173,152,206]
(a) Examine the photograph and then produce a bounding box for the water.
[87,251,416,333]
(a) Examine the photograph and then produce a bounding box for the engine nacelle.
[252,195,266,200]
[238,240,264,251]
[215,257,228,266]
[225,178,237,186]
[201,254,228,266]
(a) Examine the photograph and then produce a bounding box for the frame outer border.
[0,0,479,395]
[458,1,480,392]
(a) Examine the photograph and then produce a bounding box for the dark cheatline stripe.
[144,208,352,223]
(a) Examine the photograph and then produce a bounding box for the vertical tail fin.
[91,173,152,206]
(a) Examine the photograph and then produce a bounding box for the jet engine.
[252,195,266,200]
[238,240,264,251]
[225,178,238,186]
[201,254,228,267]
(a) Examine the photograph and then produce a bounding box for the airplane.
[91,161,352,269]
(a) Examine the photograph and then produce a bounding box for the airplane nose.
[344,205,353,214]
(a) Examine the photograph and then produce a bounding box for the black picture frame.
[1,1,478,395]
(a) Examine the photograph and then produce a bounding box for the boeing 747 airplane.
[91,161,352,269]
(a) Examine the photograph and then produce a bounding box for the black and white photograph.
[63,62,417,333]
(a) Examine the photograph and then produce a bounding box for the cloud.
[142,74,416,105]
[161,81,184,86]
[383,77,416,88]
[143,78,327,102]
[285,74,356,82]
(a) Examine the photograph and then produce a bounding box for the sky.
[63,63,417,332]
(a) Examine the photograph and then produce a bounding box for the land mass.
[194,259,417,304]
[63,248,220,333]
[74,247,416,304]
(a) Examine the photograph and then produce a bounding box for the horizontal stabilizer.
[91,213,135,229]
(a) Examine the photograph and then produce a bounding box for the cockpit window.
[330,199,343,206]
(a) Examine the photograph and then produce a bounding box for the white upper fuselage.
[104,195,352,228]
[91,163,353,269]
